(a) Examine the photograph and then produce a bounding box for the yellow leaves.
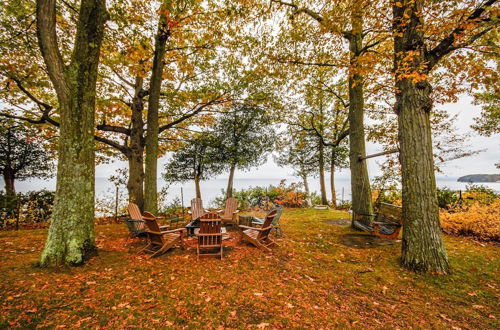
[440,200,500,241]
[395,2,403,7]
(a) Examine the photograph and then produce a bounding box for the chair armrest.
[142,211,157,220]
[187,210,192,214]
[238,225,256,230]
[159,225,170,229]
[160,228,186,234]
[125,218,144,223]
[215,209,224,213]
[239,225,272,231]
[233,210,240,214]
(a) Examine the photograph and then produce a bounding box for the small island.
[457,174,500,183]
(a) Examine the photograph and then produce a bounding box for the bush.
[336,200,352,210]
[373,189,402,207]
[160,197,187,216]
[462,184,498,206]
[213,180,307,210]
[440,200,500,241]
[437,187,459,209]
[0,190,55,229]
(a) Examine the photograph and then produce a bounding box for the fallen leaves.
[0,208,498,329]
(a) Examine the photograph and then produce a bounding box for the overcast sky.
[94,94,499,181]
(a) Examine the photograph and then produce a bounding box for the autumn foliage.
[440,200,500,242]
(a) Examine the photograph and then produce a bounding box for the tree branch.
[426,0,498,71]
[158,98,231,133]
[36,0,69,98]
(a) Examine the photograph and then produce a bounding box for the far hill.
[457,174,500,183]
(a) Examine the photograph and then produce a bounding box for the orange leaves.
[440,200,500,241]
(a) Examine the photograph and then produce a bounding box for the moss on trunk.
[393,0,450,274]
[37,0,107,266]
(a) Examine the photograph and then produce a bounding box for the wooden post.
[115,186,119,222]
[181,187,184,217]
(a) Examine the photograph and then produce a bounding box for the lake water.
[6,175,500,210]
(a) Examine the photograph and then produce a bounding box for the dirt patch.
[324,218,351,226]
[339,233,400,249]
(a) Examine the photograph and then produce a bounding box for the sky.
[2,93,499,198]
[94,93,499,181]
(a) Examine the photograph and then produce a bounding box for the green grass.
[0,208,498,328]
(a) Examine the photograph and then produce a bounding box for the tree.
[213,105,275,198]
[275,131,317,205]
[268,0,390,224]
[392,0,497,273]
[36,0,107,266]
[0,122,53,195]
[282,72,350,206]
[163,134,224,199]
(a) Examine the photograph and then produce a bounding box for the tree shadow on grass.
[338,233,401,249]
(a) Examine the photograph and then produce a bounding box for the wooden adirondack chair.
[188,198,207,221]
[197,212,223,259]
[252,207,283,237]
[139,217,186,258]
[218,197,239,225]
[126,203,170,249]
[239,209,278,252]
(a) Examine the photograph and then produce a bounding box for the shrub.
[436,187,459,209]
[213,180,307,209]
[0,190,55,229]
[336,200,352,210]
[462,184,498,206]
[440,200,500,241]
[373,189,402,207]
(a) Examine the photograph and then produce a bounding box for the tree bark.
[330,156,337,208]
[301,172,311,207]
[126,77,145,210]
[318,139,328,205]
[194,175,202,199]
[226,164,236,199]
[394,0,450,274]
[3,167,15,195]
[37,0,107,266]
[348,4,373,227]
[144,6,170,215]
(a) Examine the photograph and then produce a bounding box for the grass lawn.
[0,208,498,328]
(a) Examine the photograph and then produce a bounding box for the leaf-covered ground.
[0,208,498,329]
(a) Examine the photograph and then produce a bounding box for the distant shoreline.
[457,174,500,183]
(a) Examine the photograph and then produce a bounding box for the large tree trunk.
[226,164,236,199]
[127,77,145,210]
[194,175,202,199]
[144,6,170,215]
[394,0,450,274]
[3,167,15,195]
[318,140,328,205]
[348,4,373,227]
[301,172,311,207]
[330,156,337,208]
[37,0,107,266]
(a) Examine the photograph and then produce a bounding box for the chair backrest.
[191,198,205,220]
[377,202,403,225]
[127,203,146,232]
[199,212,222,247]
[143,218,164,245]
[270,207,283,226]
[222,197,238,219]
[128,203,143,220]
[258,209,277,240]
